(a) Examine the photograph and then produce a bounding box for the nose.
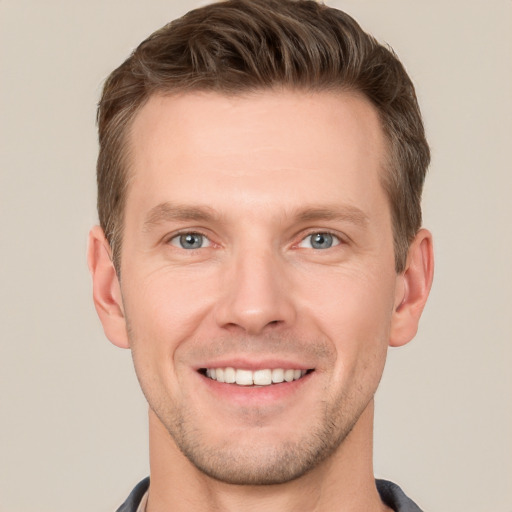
[214,246,296,335]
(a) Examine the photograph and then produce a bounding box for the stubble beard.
[151,387,369,486]
[128,328,381,486]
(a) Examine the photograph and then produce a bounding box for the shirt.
[116,476,424,511]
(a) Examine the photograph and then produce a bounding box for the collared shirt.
[116,477,424,512]
[135,488,148,512]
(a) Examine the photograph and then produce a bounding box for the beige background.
[1,1,511,511]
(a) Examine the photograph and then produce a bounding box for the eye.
[169,232,211,250]
[298,232,340,250]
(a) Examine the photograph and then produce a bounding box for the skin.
[89,89,433,512]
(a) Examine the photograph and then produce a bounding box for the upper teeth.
[205,367,308,386]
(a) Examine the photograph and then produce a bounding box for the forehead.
[125,89,388,220]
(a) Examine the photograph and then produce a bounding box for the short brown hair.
[97,0,430,273]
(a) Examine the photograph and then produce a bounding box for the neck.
[146,400,391,512]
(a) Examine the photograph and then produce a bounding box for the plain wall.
[1,1,510,510]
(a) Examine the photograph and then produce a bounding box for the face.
[118,90,401,484]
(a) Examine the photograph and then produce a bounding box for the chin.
[164,412,359,486]
[180,441,329,485]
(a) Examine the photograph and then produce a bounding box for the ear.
[389,228,434,347]
[87,226,130,349]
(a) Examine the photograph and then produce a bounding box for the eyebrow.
[143,202,219,231]
[294,206,369,227]
[142,202,369,231]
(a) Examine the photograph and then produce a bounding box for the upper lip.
[194,358,314,372]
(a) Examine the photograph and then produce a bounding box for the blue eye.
[299,232,340,249]
[170,232,210,249]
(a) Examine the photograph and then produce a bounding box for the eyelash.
[297,231,342,250]
[166,230,344,251]
[167,231,211,250]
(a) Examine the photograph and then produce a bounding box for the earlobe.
[87,226,130,349]
[389,229,434,347]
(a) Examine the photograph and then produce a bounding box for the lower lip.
[199,372,313,406]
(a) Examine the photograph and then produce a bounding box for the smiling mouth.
[199,367,314,386]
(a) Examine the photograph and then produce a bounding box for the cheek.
[123,267,221,348]
[123,271,215,404]
[313,278,392,409]
[297,266,396,378]
[302,264,396,334]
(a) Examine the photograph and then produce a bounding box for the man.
[88,0,434,510]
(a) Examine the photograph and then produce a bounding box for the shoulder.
[376,479,424,512]
[115,477,150,512]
